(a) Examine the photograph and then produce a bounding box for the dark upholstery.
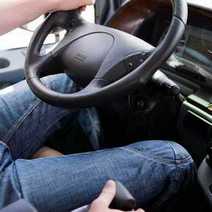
[95,0,127,25]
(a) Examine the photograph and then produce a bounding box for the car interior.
[0,0,212,211]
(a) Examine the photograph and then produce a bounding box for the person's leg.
[31,146,64,159]
[0,74,101,159]
[1,140,194,211]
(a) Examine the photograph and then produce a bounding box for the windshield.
[187,0,212,11]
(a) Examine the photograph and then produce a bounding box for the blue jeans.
[0,74,194,211]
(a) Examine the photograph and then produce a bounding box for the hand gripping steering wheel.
[25,0,188,108]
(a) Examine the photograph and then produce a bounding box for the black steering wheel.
[25,0,188,108]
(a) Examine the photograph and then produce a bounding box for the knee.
[168,142,196,182]
[168,142,193,164]
[128,140,194,168]
[128,140,196,191]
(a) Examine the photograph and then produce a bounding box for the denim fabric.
[0,74,101,159]
[0,74,195,211]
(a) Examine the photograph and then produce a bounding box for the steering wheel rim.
[25,0,188,108]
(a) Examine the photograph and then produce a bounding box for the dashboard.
[148,4,212,91]
[158,21,212,89]
[175,24,212,73]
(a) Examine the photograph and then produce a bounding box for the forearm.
[0,0,57,35]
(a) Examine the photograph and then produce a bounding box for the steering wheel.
[25,0,188,108]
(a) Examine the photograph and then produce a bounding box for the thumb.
[95,180,117,207]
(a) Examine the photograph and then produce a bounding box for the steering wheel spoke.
[95,47,154,86]
[25,11,83,79]
[25,51,65,79]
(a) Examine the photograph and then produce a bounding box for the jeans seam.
[3,99,42,144]
[0,141,9,149]
[11,163,24,199]
[120,146,192,167]
[15,110,73,158]
[167,142,192,164]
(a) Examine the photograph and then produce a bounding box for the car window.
[187,0,212,10]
